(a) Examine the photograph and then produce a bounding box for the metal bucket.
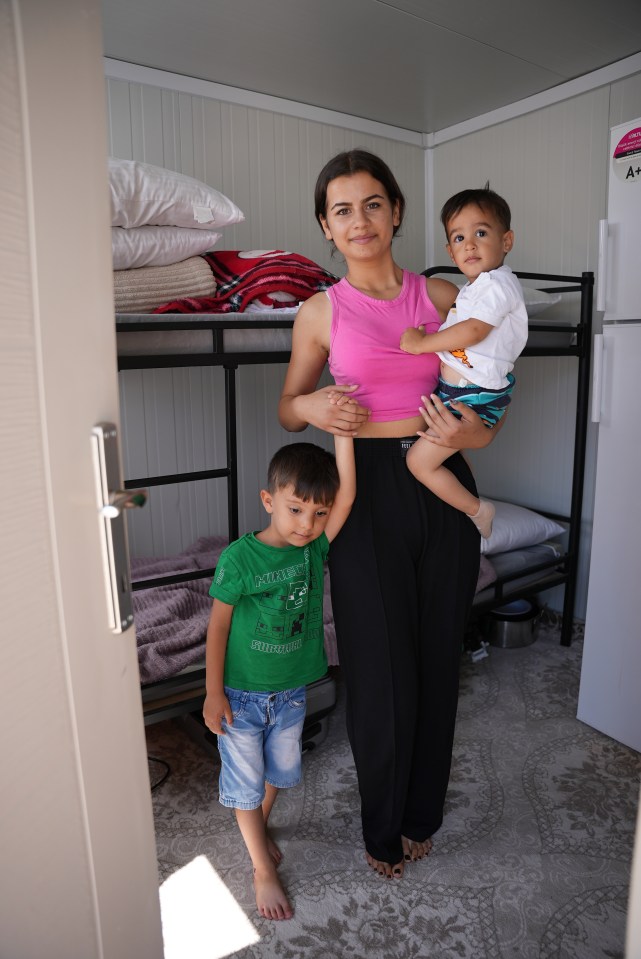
[487,599,540,648]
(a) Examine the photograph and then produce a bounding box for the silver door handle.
[91,423,146,633]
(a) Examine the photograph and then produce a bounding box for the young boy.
[202,439,355,921]
[399,185,528,539]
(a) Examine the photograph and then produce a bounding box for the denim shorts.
[217,686,307,810]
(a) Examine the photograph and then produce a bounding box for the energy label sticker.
[613,126,641,183]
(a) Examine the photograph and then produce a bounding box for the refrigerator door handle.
[596,219,608,312]
[591,333,604,423]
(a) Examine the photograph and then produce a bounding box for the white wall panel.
[119,363,334,557]
[468,357,577,510]
[105,76,426,273]
[431,88,610,275]
[609,72,641,126]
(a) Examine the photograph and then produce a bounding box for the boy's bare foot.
[266,835,282,866]
[253,865,293,920]
[401,835,433,861]
[365,852,404,879]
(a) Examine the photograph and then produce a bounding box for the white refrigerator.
[576,117,641,752]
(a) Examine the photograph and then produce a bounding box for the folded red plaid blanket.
[153,249,338,313]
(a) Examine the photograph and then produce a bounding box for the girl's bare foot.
[401,835,433,862]
[266,834,282,866]
[253,865,293,920]
[365,852,404,879]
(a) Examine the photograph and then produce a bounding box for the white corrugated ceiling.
[101,0,641,133]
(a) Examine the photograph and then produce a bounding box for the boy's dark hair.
[314,149,406,237]
[267,443,339,506]
[440,183,512,236]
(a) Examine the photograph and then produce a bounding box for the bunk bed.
[116,266,593,727]
[116,309,331,734]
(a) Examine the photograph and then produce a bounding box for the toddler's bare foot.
[253,865,293,920]
[402,835,433,861]
[365,852,404,879]
[266,834,282,866]
[468,498,495,539]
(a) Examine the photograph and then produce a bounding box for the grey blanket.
[132,536,226,684]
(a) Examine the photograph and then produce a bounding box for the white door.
[577,323,641,752]
[0,2,163,957]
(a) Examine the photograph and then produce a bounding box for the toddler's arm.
[325,435,356,543]
[400,317,492,355]
[203,598,235,735]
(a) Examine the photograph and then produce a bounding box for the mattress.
[473,541,565,606]
[116,309,297,357]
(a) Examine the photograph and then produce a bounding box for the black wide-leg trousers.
[328,438,480,865]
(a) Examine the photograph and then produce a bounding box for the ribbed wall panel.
[431,88,610,275]
[609,72,641,126]
[119,363,334,557]
[105,77,426,275]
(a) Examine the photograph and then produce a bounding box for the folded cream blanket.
[113,255,216,313]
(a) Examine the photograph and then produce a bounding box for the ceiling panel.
[101,0,641,133]
[384,0,641,76]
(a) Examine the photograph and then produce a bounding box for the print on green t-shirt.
[209,532,329,692]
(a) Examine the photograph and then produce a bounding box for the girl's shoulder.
[290,287,333,353]
[295,288,333,322]
[424,275,460,317]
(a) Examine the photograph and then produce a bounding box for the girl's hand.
[417,393,499,449]
[203,691,233,735]
[399,325,426,354]
[298,385,370,436]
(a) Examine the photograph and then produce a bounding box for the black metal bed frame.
[117,267,592,722]
[117,316,295,721]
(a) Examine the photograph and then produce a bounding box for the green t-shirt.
[209,531,329,692]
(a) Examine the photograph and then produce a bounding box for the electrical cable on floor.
[148,756,171,791]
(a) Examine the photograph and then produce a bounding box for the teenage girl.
[278,150,500,878]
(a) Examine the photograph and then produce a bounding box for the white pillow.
[111,226,221,270]
[521,287,562,316]
[481,499,565,556]
[108,157,245,230]
[444,276,561,316]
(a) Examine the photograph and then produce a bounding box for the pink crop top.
[327,271,443,422]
